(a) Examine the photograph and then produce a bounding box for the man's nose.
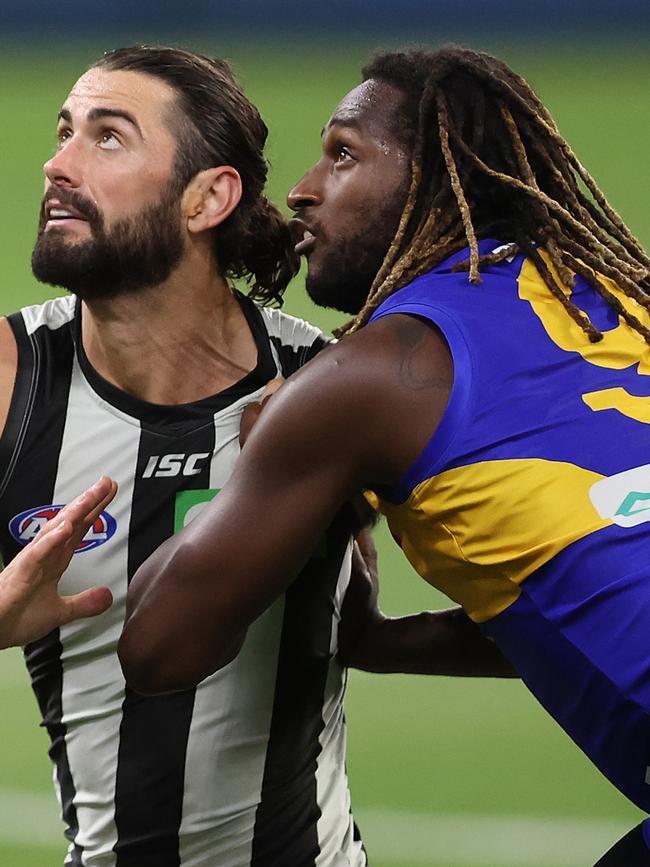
[44,138,83,189]
[287,167,323,212]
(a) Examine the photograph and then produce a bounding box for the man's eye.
[56,129,72,148]
[335,146,354,163]
[98,132,120,150]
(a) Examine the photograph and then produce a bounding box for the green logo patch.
[174,488,220,533]
[173,487,329,558]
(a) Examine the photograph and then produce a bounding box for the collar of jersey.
[72,293,278,433]
[432,238,509,273]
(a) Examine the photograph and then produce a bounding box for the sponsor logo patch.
[143,453,210,478]
[9,504,117,553]
[174,489,220,533]
[589,464,650,528]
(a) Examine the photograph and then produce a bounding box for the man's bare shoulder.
[0,317,18,439]
[245,311,453,489]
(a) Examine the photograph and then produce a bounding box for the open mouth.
[295,230,315,255]
[44,201,89,230]
[290,218,316,255]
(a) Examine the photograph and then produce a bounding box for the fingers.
[68,477,117,525]
[354,526,379,576]
[1,519,72,595]
[59,587,114,625]
[27,516,75,560]
[350,540,369,577]
[240,379,285,447]
[67,478,118,550]
[239,403,264,447]
[37,478,117,544]
[260,378,284,403]
[47,478,118,552]
[11,478,117,584]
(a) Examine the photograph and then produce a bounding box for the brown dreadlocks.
[341,46,650,341]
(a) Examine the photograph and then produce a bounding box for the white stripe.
[176,409,284,867]
[177,601,285,867]
[0,789,635,865]
[21,294,75,335]
[54,358,142,865]
[314,664,366,867]
[314,544,367,867]
[260,306,326,352]
[329,541,351,657]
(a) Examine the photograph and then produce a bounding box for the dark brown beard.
[32,183,185,300]
[303,180,408,315]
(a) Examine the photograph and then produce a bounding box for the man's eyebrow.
[321,117,364,138]
[57,106,143,137]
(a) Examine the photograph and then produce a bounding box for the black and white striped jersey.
[0,293,368,867]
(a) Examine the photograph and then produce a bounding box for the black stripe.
[0,313,82,859]
[0,314,37,494]
[270,333,329,378]
[251,508,355,866]
[27,630,84,866]
[113,423,215,866]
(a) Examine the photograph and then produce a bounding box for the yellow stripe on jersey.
[518,254,650,373]
[583,388,650,424]
[377,458,611,622]
[519,256,650,426]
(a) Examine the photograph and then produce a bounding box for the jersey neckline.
[73,292,278,430]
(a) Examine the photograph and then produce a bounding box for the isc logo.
[9,505,117,553]
[142,453,210,478]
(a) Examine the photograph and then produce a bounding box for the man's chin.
[305,275,366,316]
[33,233,90,263]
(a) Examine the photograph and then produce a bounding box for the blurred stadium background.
[0,1,649,865]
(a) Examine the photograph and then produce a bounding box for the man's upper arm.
[184,311,452,607]
[120,313,453,691]
[120,342,374,689]
[0,318,18,442]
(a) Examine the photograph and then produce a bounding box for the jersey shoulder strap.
[258,305,331,377]
[0,296,76,494]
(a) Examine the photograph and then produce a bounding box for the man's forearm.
[341,606,517,677]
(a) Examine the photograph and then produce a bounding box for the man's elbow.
[117,628,190,695]
[117,623,248,695]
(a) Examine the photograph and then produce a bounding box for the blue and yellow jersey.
[369,239,650,809]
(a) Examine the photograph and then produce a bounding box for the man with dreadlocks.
[120,46,650,865]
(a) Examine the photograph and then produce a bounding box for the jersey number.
[519,254,650,425]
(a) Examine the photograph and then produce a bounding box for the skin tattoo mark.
[390,315,453,392]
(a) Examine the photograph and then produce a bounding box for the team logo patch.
[9,504,117,553]
[174,489,220,533]
[589,464,650,528]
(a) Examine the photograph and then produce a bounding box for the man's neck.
[80,264,259,406]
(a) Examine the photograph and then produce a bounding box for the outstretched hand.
[338,526,517,677]
[0,476,117,648]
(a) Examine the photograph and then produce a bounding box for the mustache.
[40,187,103,229]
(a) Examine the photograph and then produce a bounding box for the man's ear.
[182,167,243,233]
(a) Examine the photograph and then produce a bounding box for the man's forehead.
[65,67,175,118]
[327,79,405,134]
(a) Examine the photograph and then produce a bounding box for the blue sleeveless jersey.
[369,239,650,811]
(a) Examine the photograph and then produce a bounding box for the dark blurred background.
[2,0,650,35]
